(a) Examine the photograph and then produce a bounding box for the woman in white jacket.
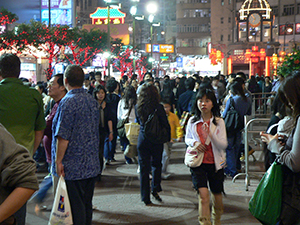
[185,89,227,225]
[117,85,137,164]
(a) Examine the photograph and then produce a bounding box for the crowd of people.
[0,52,299,225]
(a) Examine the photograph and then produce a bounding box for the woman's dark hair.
[154,80,161,91]
[123,85,137,109]
[230,81,247,101]
[279,71,300,119]
[161,80,172,96]
[191,89,220,125]
[93,84,107,101]
[137,83,160,123]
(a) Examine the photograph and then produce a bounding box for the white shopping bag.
[48,176,73,225]
[125,123,140,145]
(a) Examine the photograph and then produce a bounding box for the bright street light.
[146,2,158,14]
[130,6,137,16]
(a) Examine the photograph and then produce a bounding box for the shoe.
[161,173,171,180]
[143,200,153,206]
[105,160,111,165]
[111,158,117,162]
[126,159,133,165]
[151,192,162,202]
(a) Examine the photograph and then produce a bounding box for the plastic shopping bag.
[249,162,283,225]
[125,123,140,145]
[48,176,73,225]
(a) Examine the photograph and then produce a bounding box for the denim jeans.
[225,131,242,177]
[103,133,117,160]
[138,139,163,203]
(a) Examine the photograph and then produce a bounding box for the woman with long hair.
[136,83,170,205]
[261,72,300,224]
[185,89,227,225]
[117,85,138,164]
[93,85,113,176]
[223,81,251,178]
[160,79,175,112]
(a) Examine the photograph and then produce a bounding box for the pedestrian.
[94,84,114,177]
[104,78,120,164]
[177,77,195,118]
[117,85,138,164]
[260,71,300,224]
[0,124,39,225]
[161,101,183,179]
[0,53,46,225]
[31,74,67,208]
[185,88,227,225]
[52,65,100,225]
[223,81,251,178]
[136,83,170,205]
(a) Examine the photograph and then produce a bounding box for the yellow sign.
[146,44,174,53]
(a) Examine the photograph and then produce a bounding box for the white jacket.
[185,116,228,171]
[117,99,136,123]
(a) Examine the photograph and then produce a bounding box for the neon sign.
[90,7,126,25]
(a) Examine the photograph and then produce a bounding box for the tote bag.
[184,143,204,168]
[249,162,283,225]
[125,122,140,145]
[48,176,73,225]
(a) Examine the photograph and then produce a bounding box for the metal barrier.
[232,117,270,191]
[250,92,274,117]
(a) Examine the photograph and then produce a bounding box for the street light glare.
[146,2,158,14]
[148,14,154,23]
[130,6,137,16]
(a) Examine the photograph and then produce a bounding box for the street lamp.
[146,2,158,69]
[283,22,293,52]
[104,0,121,77]
[130,1,144,75]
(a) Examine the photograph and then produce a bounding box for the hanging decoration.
[209,48,224,65]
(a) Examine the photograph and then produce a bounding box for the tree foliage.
[277,49,300,77]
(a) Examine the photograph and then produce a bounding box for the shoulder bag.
[117,104,133,138]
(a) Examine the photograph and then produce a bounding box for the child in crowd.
[162,101,183,179]
[185,89,227,225]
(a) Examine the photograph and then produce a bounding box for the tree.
[64,28,108,66]
[277,49,300,77]
[0,8,18,26]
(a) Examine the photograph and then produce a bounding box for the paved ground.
[26,141,264,225]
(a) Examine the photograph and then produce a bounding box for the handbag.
[184,142,204,168]
[144,108,170,144]
[117,104,134,138]
[224,97,244,135]
[124,144,138,158]
[125,122,140,145]
[48,176,73,225]
[249,162,283,225]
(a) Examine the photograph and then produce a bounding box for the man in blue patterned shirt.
[52,65,100,225]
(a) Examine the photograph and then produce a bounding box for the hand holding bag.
[249,162,283,225]
[48,176,73,225]
[184,142,204,168]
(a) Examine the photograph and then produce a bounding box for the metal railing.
[232,117,270,191]
[250,92,274,117]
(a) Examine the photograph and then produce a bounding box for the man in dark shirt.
[177,77,195,118]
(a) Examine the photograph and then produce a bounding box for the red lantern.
[260,48,266,61]
[245,49,251,61]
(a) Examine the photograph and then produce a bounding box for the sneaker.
[161,173,171,180]
[240,149,255,161]
[105,160,111,165]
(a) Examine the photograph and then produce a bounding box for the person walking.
[94,84,113,177]
[223,81,251,178]
[0,53,46,225]
[117,85,138,164]
[52,65,100,225]
[260,72,300,225]
[185,89,227,225]
[136,83,170,205]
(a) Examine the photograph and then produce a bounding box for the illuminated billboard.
[146,44,174,53]
[41,0,73,26]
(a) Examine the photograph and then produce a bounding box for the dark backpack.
[224,97,244,135]
[144,108,170,144]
